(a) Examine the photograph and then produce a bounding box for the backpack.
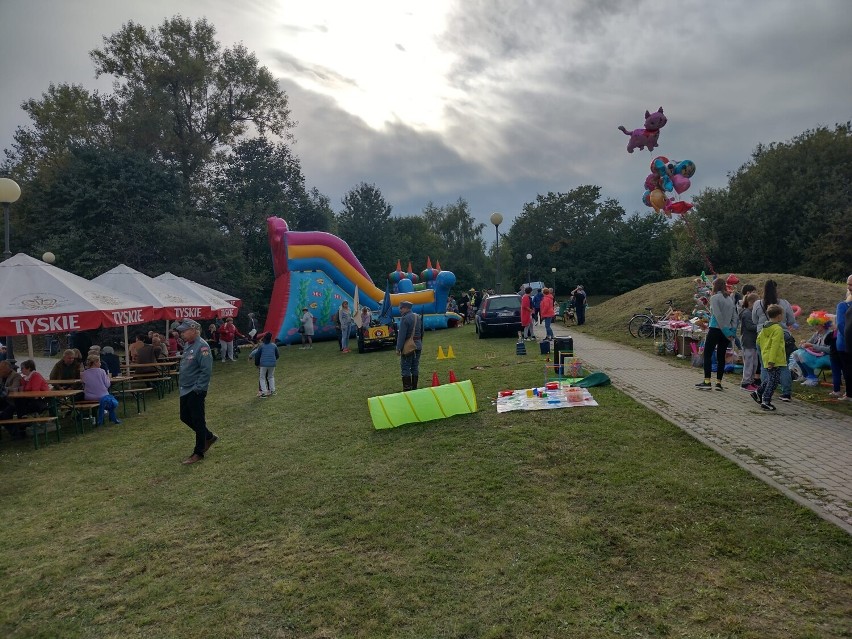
[783,330,797,359]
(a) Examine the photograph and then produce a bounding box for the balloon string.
[682,214,716,275]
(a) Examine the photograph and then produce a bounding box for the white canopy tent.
[188,280,241,310]
[154,272,237,319]
[93,264,228,338]
[0,253,154,360]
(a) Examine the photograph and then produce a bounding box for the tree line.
[2,17,848,323]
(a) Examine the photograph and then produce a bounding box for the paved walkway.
[546,323,852,534]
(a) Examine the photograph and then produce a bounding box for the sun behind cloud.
[268,0,460,132]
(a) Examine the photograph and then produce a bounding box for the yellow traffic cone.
[437,346,446,359]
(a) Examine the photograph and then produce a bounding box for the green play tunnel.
[368,380,478,429]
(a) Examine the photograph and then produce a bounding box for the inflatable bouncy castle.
[264,217,459,345]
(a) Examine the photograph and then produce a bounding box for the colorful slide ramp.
[265,217,457,345]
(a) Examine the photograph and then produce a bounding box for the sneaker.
[801,378,818,387]
[779,394,791,402]
[742,384,758,392]
[760,402,777,411]
[750,390,762,404]
[715,383,724,391]
[203,434,218,453]
[259,393,268,398]
[695,381,712,390]
[828,390,844,398]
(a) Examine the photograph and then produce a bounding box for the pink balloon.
[672,174,691,194]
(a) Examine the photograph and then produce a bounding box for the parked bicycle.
[627,299,675,339]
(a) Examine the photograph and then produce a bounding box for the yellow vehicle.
[357,321,397,353]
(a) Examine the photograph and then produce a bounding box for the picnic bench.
[0,416,60,449]
[5,389,82,448]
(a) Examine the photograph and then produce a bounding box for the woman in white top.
[300,308,315,349]
[696,278,738,391]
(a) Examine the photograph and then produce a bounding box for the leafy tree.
[89,16,292,182]
[388,215,444,279]
[421,199,488,291]
[16,146,211,277]
[673,124,852,280]
[209,138,333,311]
[3,83,114,180]
[337,183,394,282]
[505,186,633,295]
[5,16,292,189]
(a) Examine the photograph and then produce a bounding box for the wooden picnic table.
[122,361,178,371]
[3,389,82,449]
[7,390,84,443]
[46,377,134,415]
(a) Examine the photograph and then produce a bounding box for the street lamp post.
[526,253,532,287]
[0,177,21,260]
[551,267,557,294]
[0,177,21,364]
[490,212,503,293]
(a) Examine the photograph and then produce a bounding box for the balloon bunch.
[642,156,696,216]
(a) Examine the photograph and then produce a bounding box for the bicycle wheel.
[637,320,654,339]
[628,315,650,338]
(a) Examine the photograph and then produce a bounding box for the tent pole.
[124,325,130,367]
[27,334,34,359]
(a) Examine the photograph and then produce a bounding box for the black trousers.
[703,327,729,381]
[841,351,852,398]
[575,303,586,325]
[180,391,212,456]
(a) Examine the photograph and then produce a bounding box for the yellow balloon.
[649,189,666,213]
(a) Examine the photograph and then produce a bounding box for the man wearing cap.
[395,300,423,392]
[571,284,587,326]
[175,319,217,465]
[459,291,470,325]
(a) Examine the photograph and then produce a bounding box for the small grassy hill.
[579,273,851,414]
[583,273,847,346]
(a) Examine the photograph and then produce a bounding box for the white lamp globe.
[42,251,56,264]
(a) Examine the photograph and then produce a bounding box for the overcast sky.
[1,0,850,230]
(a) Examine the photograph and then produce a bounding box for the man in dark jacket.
[176,319,216,465]
[571,285,587,326]
[395,301,423,392]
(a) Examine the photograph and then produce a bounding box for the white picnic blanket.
[496,386,598,413]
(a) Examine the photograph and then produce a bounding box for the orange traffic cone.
[431,371,441,387]
[448,369,458,383]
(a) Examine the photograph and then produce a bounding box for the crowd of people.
[3,273,849,462]
[696,274,852,410]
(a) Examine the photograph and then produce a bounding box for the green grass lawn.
[1,328,850,638]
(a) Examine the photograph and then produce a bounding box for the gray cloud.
[2,0,850,232]
[268,51,359,89]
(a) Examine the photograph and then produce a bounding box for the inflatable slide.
[265,217,458,345]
